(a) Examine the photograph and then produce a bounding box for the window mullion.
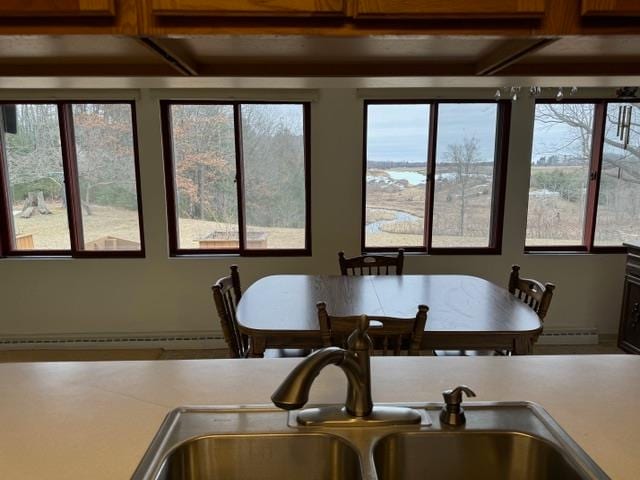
[0,109,14,255]
[161,102,180,253]
[58,103,85,254]
[425,103,438,253]
[303,103,312,253]
[234,103,247,254]
[489,101,511,250]
[583,101,606,251]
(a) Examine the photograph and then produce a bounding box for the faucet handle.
[440,385,476,426]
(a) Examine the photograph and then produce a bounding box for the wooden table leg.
[512,336,534,355]
[249,336,266,358]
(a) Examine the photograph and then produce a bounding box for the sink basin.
[132,403,609,480]
[373,404,608,480]
[156,433,361,480]
[132,407,365,480]
[375,432,584,480]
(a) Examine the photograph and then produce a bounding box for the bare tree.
[72,103,138,215]
[4,104,65,205]
[536,103,640,184]
[171,105,236,225]
[532,103,640,243]
[443,137,482,236]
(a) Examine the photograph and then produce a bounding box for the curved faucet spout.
[271,346,373,417]
[271,347,346,410]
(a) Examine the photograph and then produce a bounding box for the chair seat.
[433,350,509,356]
[262,348,311,358]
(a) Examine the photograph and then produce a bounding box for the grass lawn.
[11,203,304,251]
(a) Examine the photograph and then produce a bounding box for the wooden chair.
[317,301,428,356]
[212,265,247,358]
[508,264,556,322]
[338,249,405,276]
[212,265,307,359]
[436,265,555,356]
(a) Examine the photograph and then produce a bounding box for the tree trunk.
[197,164,205,220]
[459,187,465,236]
[20,191,51,218]
[84,184,93,216]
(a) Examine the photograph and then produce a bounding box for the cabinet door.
[582,0,640,16]
[353,0,545,19]
[619,276,640,354]
[0,0,115,16]
[150,0,346,17]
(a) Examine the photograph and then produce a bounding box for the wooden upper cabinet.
[0,0,139,34]
[353,0,546,19]
[581,0,640,16]
[0,0,116,17]
[150,0,347,17]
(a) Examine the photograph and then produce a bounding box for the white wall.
[0,85,627,340]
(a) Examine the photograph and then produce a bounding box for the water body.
[386,170,426,185]
[379,170,485,186]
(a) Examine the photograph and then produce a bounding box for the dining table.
[236,274,543,357]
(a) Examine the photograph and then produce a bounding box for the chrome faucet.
[272,315,421,426]
[272,315,373,417]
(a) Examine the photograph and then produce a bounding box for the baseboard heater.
[0,329,600,349]
[0,332,226,350]
[537,328,599,346]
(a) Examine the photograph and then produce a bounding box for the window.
[0,102,144,257]
[525,100,639,252]
[162,101,310,256]
[363,100,509,253]
[595,102,640,247]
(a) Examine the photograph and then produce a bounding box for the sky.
[367,103,498,164]
[366,102,633,165]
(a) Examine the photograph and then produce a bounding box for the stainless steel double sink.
[132,402,609,480]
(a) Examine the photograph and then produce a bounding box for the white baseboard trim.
[0,332,227,350]
[538,328,599,346]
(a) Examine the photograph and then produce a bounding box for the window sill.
[524,247,627,255]
[2,251,145,259]
[170,249,311,258]
[362,248,501,256]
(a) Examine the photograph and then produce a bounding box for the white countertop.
[0,355,638,479]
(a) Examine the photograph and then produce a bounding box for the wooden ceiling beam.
[0,63,176,76]
[135,37,199,75]
[195,61,476,77]
[499,61,640,76]
[475,37,557,75]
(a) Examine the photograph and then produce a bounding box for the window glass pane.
[170,104,238,250]
[2,104,71,250]
[72,103,142,251]
[432,103,498,248]
[526,103,594,247]
[364,104,429,249]
[595,102,640,246]
[241,104,307,250]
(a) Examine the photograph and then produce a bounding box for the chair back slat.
[316,302,428,356]
[212,265,247,358]
[338,249,405,276]
[508,264,556,321]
